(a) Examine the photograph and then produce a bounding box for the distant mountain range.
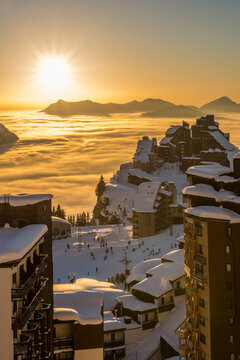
[42,96,240,118]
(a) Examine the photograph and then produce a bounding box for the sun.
[36,57,71,90]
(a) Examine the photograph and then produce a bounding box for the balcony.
[142,319,158,330]
[12,278,48,329]
[54,337,74,351]
[14,334,32,357]
[12,254,48,300]
[192,272,206,284]
[158,302,175,313]
[104,340,125,349]
[174,287,185,296]
[194,254,207,265]
[179,343,190,357]
[179,325,190,340]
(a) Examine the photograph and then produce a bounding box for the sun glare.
[37,57,71,90]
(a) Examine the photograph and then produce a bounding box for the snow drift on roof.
[0,194,53,207]
[132,276,172,298]
[126,258,162,285]
[185,206,240,223]
[54,278,126,311]
[161,249,184,265]
[146,262,184,281]
[186,163,232,179]
[166,126,181,136]
[206,131,236,151]
[54,289,103,325]
[52,216,71,225]
[116,294,158,312]
[133,182,161,213]
[0,224,48,264]
[104,311,141,331]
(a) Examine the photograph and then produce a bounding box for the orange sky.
[1,0,240,109]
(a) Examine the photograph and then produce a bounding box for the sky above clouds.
[0,0,240,107]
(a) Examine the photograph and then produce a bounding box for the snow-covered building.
[115,294,158,331]
[179,157,240,359]
[52,216,72,240]
[103,311,142,359]
[0,193,53,360]
[53,286,104,360]
[133,136,158,173]
[132,182,173,238]
[159,121,191,162]
[126,258,162,288]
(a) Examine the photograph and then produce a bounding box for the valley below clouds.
[1,111,240,214]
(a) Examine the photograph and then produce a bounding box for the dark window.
[227,299,233,309]
[197,243,203,254]
[200,316,205,326]
[199,298,205,308]
[111,333,115,343]
[13,301,17,314]
[41,206,46,213]
[195,222,202,236]
[145,313,148,322]
[12,273,16,284]
[227,281,233,291]
[177,281,180,289]
[161,297,164,305]
[196,263,204,274]
[200,333,206,344]
[39,242,44,254]
[198,283,204,291]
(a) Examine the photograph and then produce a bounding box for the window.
[196,263,204,274]
[226,264,232,272]
[177,281,180,289]
[227,299,233,309]
[229,318,234,325]
[200,316,205,326]
[201,352,206,360]
[199,298,205,308]
[12,273,16,284]
[200,333,206,344]
[195,222,202,236]
[111,333,115,343]
[41,206,46,213]
[145,313,148,322]
[226,226,232,240]
[230,335,234,344]
[227,281,233,291]
[226,245,231,254]
[198,283,204,291]
[230,353,235,360]
[197,243,203,254]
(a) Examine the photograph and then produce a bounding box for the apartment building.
[179,156,240,359]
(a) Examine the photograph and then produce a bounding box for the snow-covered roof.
[104,311,141,332]
[160,137,174,146]
[146,262,184,282]
[116,294,158,312]
[159,188,172,197]
[126,299,185,360]
[126,258,162,285]
[233,151,240,160]
[132,276,172,298]
[206,131,236,151]
[166,126,181,136]
[186,163,232,179]
[185,206,240,224]
[176,235,184,243]
[54,289,104,325]
[54,278,126,311]
[133,138,154,163]
[162,249,184,265]
[0,224,47,264]
[0,194,53,206]
[52,216,71,225]
[133,182,161,213]
[183,183,240,204]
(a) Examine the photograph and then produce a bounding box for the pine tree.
[95,175,106,199]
